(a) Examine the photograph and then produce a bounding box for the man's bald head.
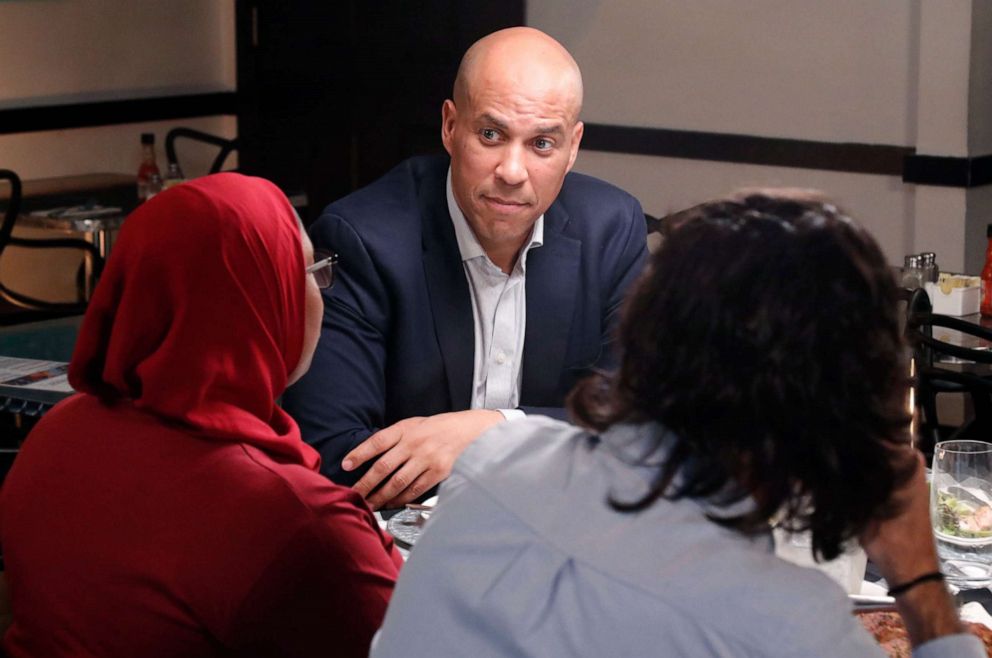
[441,27,586,273]
[453,27,583,124]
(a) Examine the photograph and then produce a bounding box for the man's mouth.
[482,195,530,211]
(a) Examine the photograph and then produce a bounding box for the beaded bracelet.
[887,571,944,597]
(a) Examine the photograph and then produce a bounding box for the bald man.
[283,28,647,507]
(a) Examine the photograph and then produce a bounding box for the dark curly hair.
[569,189,914,560]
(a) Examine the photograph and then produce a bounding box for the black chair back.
[165,127,240,175]
[907,310,992,452]
[0,169,103,315]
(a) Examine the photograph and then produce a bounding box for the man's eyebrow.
[533,123,564,136]
[480,113,509,130]
[478,113,564,137]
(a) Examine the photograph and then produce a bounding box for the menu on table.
[0,356,74,407]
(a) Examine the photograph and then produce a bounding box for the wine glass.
[931,440,992,589]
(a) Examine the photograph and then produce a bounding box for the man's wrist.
[894,580,964,647]
[888,571,944,597]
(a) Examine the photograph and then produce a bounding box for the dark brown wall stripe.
[581,123,911,175]
[2,105,989,188]
[0,93,237,135]
[902,153,992,187]
[581,123,992,189]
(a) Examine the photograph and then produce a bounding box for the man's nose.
[494,145,528,186]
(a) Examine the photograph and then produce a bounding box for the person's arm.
[861,452,984,656]
[347,196,648,507]
[224,491,403,658]
[282,213,389,485]
[344,409,503,509]
[285,210,507,504]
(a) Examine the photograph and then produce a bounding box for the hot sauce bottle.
[981,224,992,316]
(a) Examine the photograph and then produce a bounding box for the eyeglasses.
[306,250,338,289]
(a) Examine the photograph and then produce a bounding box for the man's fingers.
[382,471,438,509]
[366,461,429,510]
[343,426,401,472]
[351,443,410,499]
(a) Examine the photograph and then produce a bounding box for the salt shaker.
[901,254,925,289]
[920,252,939,283]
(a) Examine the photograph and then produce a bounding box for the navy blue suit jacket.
[282,155,647,484]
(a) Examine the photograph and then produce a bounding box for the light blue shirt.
[373,417,984,658]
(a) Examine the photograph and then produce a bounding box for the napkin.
[961,601,992,630]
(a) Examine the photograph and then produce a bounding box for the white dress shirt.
[446,169,543,420]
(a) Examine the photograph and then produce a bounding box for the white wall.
[969,0,992,154]
[0,0,235,105]
[0,0,237,301]
[965,1,992,272]
[575,150,914,261]
[0,0,237,177]
[532,1,917,145]
[529,0,991,273]
[914,0,971,156]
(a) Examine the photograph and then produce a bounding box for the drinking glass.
[931,440,992,589]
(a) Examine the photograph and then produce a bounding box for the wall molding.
[0,92,237,135]
[582,123,992,188]
[902,153,992,188]
[4,108,988,188]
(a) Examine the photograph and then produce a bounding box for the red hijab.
[69,173,320,470]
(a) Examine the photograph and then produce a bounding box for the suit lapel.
[522,202,581,402]
[421,174,474,411]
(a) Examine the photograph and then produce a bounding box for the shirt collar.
[446,167,544,268]
[602,422,759,520]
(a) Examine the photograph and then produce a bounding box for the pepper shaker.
[901,254,925,289]
[920,252,939,283]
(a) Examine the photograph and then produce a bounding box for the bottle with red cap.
[136,133,162,203]
[982,224,992,316]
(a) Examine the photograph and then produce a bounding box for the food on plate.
[936,491,992,540]
[857,610,992,657]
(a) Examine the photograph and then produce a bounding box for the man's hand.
[860,450,964,646]
[860,452,937,582]
[342,409,504,510]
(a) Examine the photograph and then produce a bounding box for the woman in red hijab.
[0,173,403,657]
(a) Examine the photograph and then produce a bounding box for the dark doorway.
[235,1,525,223]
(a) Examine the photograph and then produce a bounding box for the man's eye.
[481,128,499,141]
[534,138,553,151]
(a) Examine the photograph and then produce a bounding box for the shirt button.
[495,351,507,365]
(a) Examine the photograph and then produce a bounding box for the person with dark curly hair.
[371,190,982,657]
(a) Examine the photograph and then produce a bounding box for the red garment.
[0,174,403,657]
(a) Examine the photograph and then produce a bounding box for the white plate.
[849,581,894,609]
[385,496,440,548]
[386,509,426,548]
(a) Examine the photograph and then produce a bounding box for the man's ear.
[441,100,457,155]
[566,120,584,173]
